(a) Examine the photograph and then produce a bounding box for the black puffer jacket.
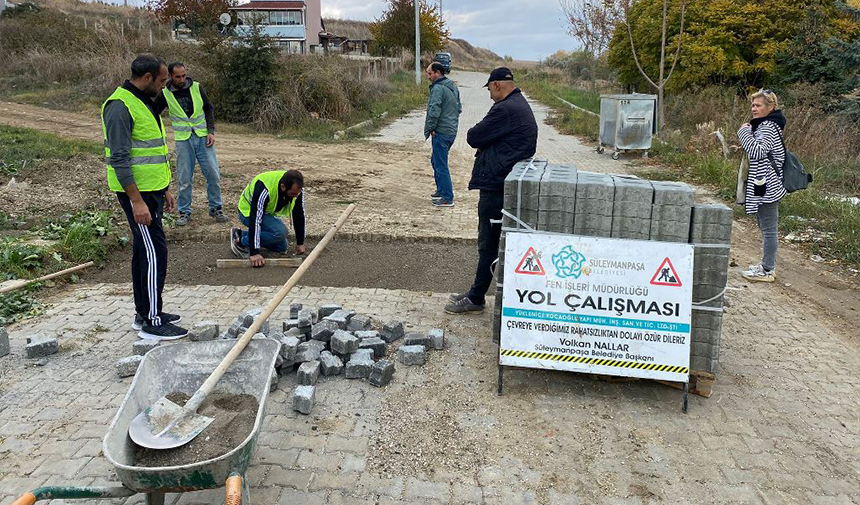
[467,88,538,192]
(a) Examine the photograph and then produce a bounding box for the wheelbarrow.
[12,339,280,505]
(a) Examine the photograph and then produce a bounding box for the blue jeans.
[175,135,223,215]
[239,213,288,253]
[431,133,455,202]
[756,201,779,271]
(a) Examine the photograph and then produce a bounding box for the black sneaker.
[176,212,191,226]
[138,322,188,341]
[432,198,454,208]
[444,296,484,314]
[132,313,182,331]
[230,227,249,258]
[431,191,441,198]
[210,207,228,224]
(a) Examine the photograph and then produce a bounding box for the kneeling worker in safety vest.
[102,54,188,340]
[231,170,307,267]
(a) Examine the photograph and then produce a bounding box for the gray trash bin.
[598,93,658,159]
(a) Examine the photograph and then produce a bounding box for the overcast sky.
[321,0,575,61]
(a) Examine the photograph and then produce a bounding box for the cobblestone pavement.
[1,270,858,504]
[371,71,631,175]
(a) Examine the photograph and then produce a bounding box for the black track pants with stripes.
[117,190,168,326]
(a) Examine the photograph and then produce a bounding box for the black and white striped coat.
[738,121,786,215]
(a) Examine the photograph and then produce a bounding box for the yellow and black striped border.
[500,349,689,374]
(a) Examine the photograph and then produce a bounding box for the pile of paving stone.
[116,303,445,416]
[1,326,60,360]
[495,160,731,373]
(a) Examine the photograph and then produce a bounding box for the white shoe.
[742,264,775,283]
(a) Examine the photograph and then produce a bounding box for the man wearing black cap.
[445,67,538,314]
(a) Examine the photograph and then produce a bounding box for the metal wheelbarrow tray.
[12,339,279,504]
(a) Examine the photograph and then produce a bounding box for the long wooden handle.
[185,204,356,412]
[0,262,94,294]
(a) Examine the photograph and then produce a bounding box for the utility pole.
[415,0,421,85]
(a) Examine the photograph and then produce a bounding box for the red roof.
[232,1,305,10]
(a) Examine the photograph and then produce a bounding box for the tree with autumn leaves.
[369,0,448,57]
[606,0,860,93]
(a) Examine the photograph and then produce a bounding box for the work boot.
[444,296,484,314]
[132,312,181,331]
[138,322,188,341]
[210,207,228,224]
[176,212,191,226]
[230,227,249,258]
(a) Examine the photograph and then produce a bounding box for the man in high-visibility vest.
[231,170,307,268]
[102,54,187,340]
[157,62,225,226]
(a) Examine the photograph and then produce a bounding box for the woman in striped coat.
[737,89,786,283]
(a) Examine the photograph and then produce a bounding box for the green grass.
[0,124,101,176]
[518,75,601,142]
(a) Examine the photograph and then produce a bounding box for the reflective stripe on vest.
[237,171,297,219]
[101,87,171,193]
[164,81,208,141]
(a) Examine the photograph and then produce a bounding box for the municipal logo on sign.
[650,257,682,287]
[552,245,587,279]
[515,247,546,275]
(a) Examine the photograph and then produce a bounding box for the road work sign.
[500,231,693,382]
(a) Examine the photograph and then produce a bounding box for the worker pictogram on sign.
[515,247,546,275]
[650,257,682,287]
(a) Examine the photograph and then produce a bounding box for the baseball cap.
[484,67,514,87]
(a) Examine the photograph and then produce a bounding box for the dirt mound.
[446,38,505,70]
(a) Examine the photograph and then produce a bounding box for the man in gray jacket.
[424,62,461,207]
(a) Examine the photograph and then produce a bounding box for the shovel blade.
[128,396,214,450]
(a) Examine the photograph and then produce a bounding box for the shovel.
[129,204,356,450]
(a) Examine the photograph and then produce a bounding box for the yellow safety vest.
[238,171,297,219]
[163,81,208,142]
[101,87,170,192]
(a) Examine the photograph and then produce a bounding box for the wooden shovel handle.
[185,204,356,412]
[0,262,94,294]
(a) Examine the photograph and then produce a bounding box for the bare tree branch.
[664,0,686,84]
[624,0,658,89]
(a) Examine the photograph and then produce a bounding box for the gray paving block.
[691,326,722,346]
[270,368,279,392]
[289,303,303,319]
[689,355,717,373]
[651,181,694,206]
[297,360,321,385]
[428,328,444,350]
[319,351,344,376]
[330,330,360,355]
[277,335,301,361]
[359,337,388,358]
[116,355,143,378]
[189,321,219,342]
[297,309,314,329]
[239,307,270,335]
[25,335,58,358]
[692,311,723,332]
[380,321,405,343]
[311,320,339,342]
[403,332,431,349]
[347,314,373,332]
[345,354,374,379]
[0,327,10,358]
[325,309,356,329]
[612,200,653,219]
[369,359,395,387]
[283,319,300,331]
[226,320,246,338]
[132,340,160,356]
[354,330,380,341]
[318,303,342,319]
[612,176,653,202]
[291,385,315,415]
[295,340,325,363]
[397,345,427,366]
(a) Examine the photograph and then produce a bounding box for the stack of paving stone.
[231,303,445,415]
[688,203,733,372]
[113,305,447,414]
[493,160,732,374]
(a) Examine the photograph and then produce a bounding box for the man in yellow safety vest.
[157,62,225,226]
[231,170,307,268]
[101,54,187,340]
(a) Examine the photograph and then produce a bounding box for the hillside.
[445,38,505,70]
